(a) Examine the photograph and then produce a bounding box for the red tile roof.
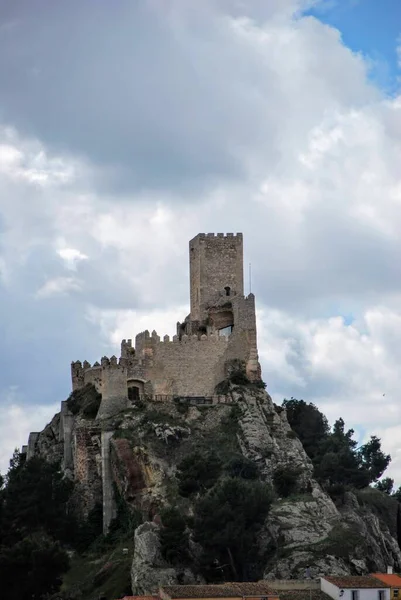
[323,577,391,589]
[371,575,401,587]
[122,596,157,600]
[161,582,277,599]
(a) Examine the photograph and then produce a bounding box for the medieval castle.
[71,232,260,418]
[24,233,262,531]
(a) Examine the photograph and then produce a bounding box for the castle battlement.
[69,232,260,417]
[197,232,243,240]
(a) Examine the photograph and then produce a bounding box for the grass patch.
[61,535,135,600]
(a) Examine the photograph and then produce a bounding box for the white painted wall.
[320,579,390,600]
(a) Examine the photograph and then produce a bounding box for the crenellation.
[69,232,261,418]
[64,232,261,534]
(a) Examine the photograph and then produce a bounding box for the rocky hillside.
[29,381,401,599]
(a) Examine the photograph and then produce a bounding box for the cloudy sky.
[1,0,401,482]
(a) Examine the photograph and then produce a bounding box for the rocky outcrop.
[131,522,199,594]
[27,383,401,585]
[230,387,401,577]
[34,412,64,465]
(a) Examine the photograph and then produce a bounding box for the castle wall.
[190,233,244,321]
[83,365,103,392]
[73,425,102,518]
[101,430,117,534]
[71,361,84,391]
[96,358,128,419]
[145,333,229,396]
[225,293,260,380]
[27,432,40,460]
[60,400,74,473]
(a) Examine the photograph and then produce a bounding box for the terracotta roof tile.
[371,575,401,587]
[161,582,277,599]
[278,592,331,600]
[122,596,157,600]
[323,577,391,589]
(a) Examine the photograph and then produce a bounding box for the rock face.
[28,383,401,585]
[131,522,198,594]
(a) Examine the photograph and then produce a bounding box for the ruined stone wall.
[189,233,244,321]
[224,293,261,380]
[96,357,128,419]
[72,425,102,518]
[83,365,103,392]
[27,432,40,460]
[60,401,74,473]
[144,333,229,396]
[71,361,85,391]
[101,431,116,533]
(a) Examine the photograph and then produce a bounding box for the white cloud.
[57,246,88,271]
[0,386,58,475]
[0,1,401,487]
[35,277,82,298]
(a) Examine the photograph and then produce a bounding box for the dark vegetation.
[282,397,392,497]
[1,388,398,598]
[67,383,102,419]
[0,450,138,600]
[0,452,75,600]
[160,440,272,582]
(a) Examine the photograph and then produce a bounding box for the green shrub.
[225,455,259,480]
[160,507,189,564]
[177,451,222,497]
[66,384,102,419]
[273,466,300,497]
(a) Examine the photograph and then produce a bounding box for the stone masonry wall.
[73,425,102,518]
[97,358,128,419]
[189,233,244,321]
[224,293,260,380]
[146,333,229,396]
[83,366,103,392]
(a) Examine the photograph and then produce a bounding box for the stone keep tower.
[190,233,244,322]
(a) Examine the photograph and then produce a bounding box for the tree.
[160,507,189,564]
[375,477,394,495]
[282,398,329,462]
[225,455,259,480]
[193,478,273,581]
[273,466,300,497]
[0,456,75,546]
[393,486,401,503]
[0,452,76,600]
[0,532,69,600]
[358,436,391,483]
[176,451,222,497]
[314,419,370,489]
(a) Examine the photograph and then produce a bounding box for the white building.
[321,576,391,600]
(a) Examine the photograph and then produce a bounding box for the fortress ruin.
[25,233,262,532]
[71,232,261,418]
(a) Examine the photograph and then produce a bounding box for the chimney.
[387,566,393,575]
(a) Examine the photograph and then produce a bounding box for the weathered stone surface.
[131,522,198,594]
[152,423,191,444]
[27,384,401,584]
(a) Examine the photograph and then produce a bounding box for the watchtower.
[189,233,244,322]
